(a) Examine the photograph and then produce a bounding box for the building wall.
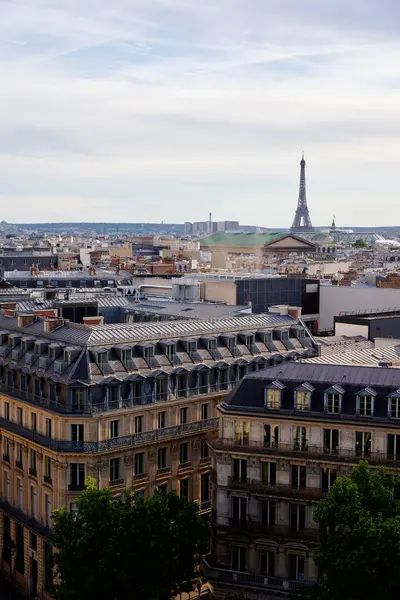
[319,286,400,332]
[203,280,237,305]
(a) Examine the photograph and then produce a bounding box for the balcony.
[2,454,9,463]
[68,482,85,491]
[109,478,124,487]
[213,439,397,466]
[200,500,211,511]
[227,478,326,501]
[215,516,319,543]
[156,466,171,477]
[199,456,212,468]
[178,461,193,472]
[201,556,314,593]
[0,416,219,454]
[133,472,148,482]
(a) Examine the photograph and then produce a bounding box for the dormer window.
[388,390,400,419]
[294,383,314,411]
[324,385,345,414]
[264,381,285,410]
[143,346,154,361]
[356,387,377,417]
[165,343,176,362]
[97,351,107,366]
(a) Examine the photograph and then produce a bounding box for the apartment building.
[204,361,400,599]
[0,308,315,598]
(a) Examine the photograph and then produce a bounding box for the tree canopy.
[51,478,209,600]
[313,461,400,600]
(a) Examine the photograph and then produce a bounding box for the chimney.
[0,302,17,311]
[33,309,58,318]
[82,316,104,326]
[288,306,302,320]
[17,313,37,327]
[43,317,65,333]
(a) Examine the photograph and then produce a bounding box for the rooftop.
[199,231,284,247]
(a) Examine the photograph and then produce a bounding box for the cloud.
[0,0,399,225]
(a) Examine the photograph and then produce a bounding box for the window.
[201,438,209,458]
[232,458,247,483]
[3,472,9,501]
[261,500,276,527]
[260,550,275,575]
[134,452,144,475]
[201,473,210,503]
[158,447,167,470]
[69,463,85,489]
[234,421,250,446]
[291,465,306,489]
[45,456,52,481]
[322,468,337,491]
[17,407,23,426]
[31,412,37,432]
[30,532,37,550]
[165,344,175,361]
[46,418,52,438]
[265,388,281,409]
[3,436,10,460]
[201,403,209,420]
[110,458,120,482]
[357,395,374,417]
[157,484,167,496]
[232,496,247,522]
[389,397,400,419]
[30,485,37,517]
[356,431,371,458]
[387,434,400,460]
[44,542,53,591]
[135,415,143,433]
[45,494,52,526]
[180,407,188,424]
[157,411,166,429]
[15,523,25,574]
[72,389,85,412]
[180,478,189,500]
[261,462,276,486]
[16,442,23,467]
[323,429,339,454]
[30,449,37,475]
[326,392,341,414]
[71,424,84,443]
[263,424,279,448]
[293,426,308,451]
[69,503,78,514]
[289,503,306,531]
[180,442,188,464]
[3,515,11,563]
[4,401,9,420]
[295,391,310,411]
[110,420,119,439]
[17,478,23,509]
[289,554,305,581]
[232,546,247,572]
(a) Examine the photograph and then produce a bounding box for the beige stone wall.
[203,280,237,304]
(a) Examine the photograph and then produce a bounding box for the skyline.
[1,1,400,225]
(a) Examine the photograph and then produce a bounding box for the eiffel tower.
[291,153,314,233]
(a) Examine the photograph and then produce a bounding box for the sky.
[1,0,400,227]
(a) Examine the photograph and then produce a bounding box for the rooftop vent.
[378,360,392,368]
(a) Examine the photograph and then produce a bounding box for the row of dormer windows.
[264,384,400,418]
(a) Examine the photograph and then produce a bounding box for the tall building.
[291,154,314,233]
[0,307,314,597]
[205,361,400,599]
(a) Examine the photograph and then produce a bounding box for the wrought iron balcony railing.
[0,417,219,454]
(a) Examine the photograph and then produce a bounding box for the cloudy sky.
[1,0,400,226]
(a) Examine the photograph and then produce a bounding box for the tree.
[312,461,400,600]
[353,238,368,248]
[51,478,210,600]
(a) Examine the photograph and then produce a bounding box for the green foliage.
[51,478,209,600]
[353,238,368,248]
[312,461,400,600]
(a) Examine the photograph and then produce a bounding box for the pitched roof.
[199,231,284,247]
